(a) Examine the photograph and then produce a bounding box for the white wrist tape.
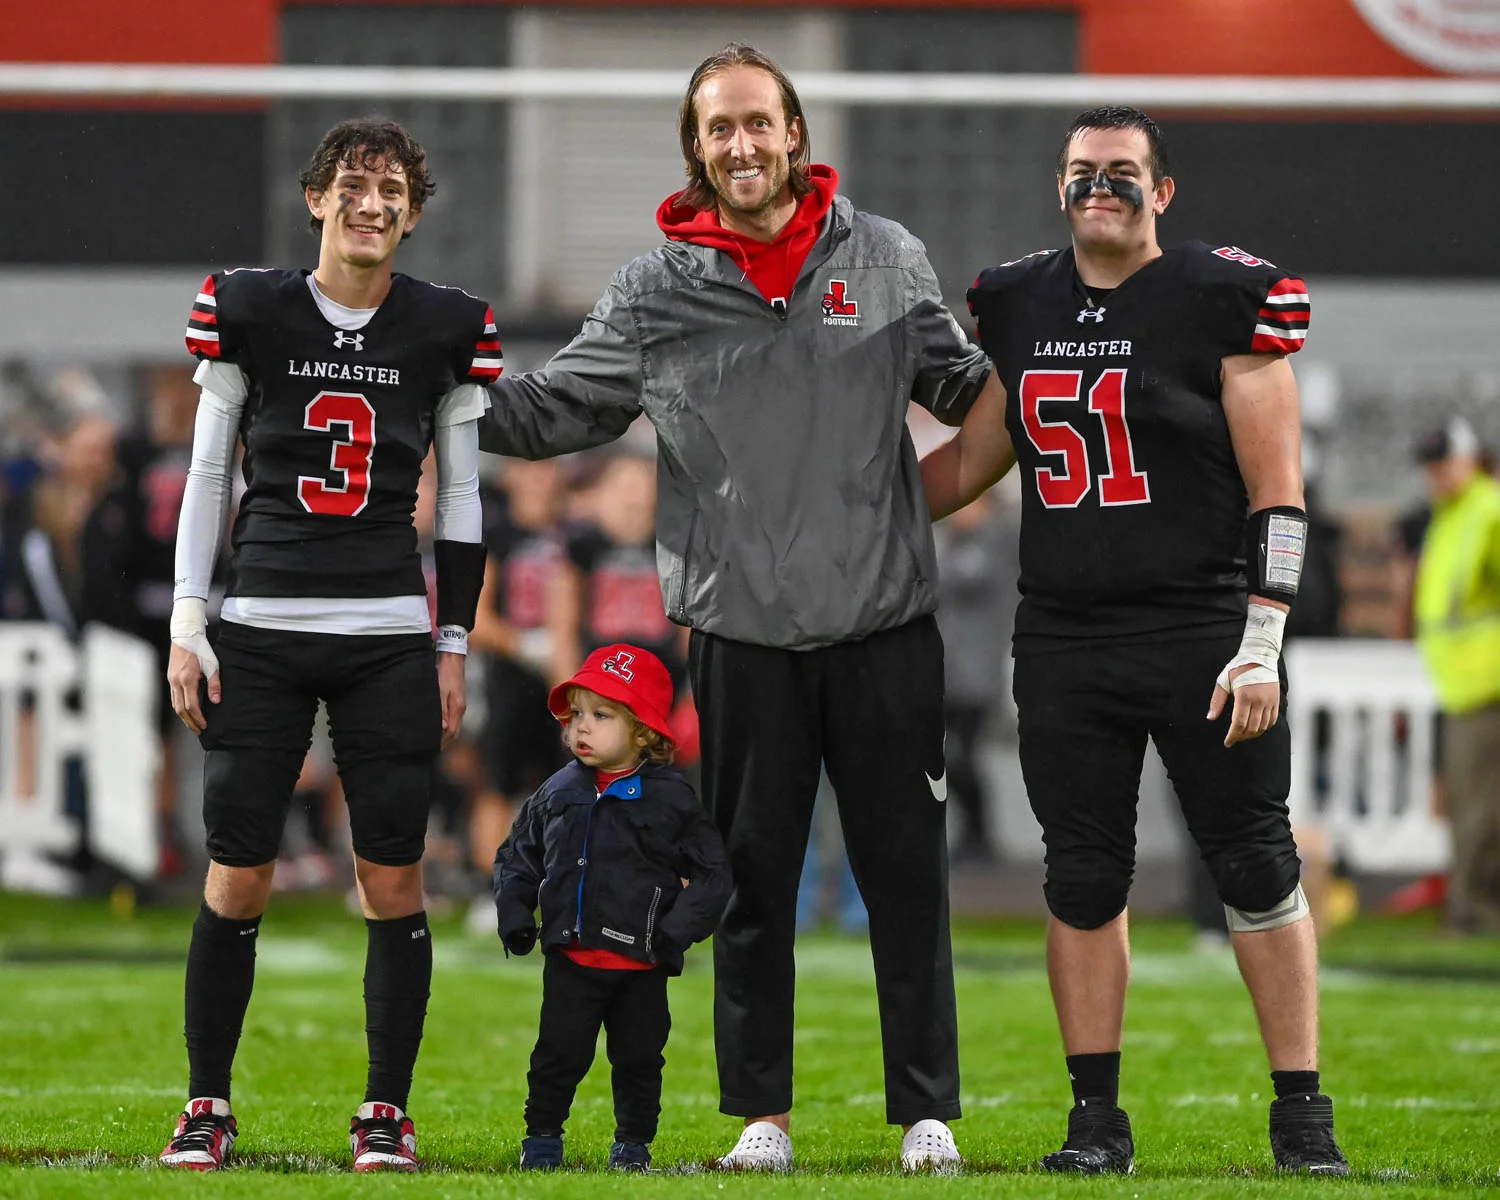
[436,624,469,655]
[1216,602,1286,692]
[169,597,220,679]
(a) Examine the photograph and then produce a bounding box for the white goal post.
[1,64,1499,111]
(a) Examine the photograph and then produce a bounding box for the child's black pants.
[524,952,671,1144]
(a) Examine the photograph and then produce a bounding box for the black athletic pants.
[689,616,959,1126]
[524,953,671,1144]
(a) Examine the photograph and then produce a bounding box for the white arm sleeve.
[173,361,248,604]
[433,415,483,543]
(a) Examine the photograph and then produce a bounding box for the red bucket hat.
[548,644,675,742]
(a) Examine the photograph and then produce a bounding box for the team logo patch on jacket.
[821,280,860,327]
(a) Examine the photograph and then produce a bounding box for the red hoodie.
[656,164,838,310]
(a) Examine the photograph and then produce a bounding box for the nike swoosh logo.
[927,770,947,803]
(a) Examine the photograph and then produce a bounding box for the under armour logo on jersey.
[1077,307,1107,324]
[333,332,365,350]
[602,651,635,682]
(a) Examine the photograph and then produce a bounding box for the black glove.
[502,922,538,956]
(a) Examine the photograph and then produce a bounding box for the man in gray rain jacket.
[479,43,999,1173]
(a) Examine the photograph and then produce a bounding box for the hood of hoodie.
[656,165,838,304]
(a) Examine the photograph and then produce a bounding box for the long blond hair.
[675,43,814,212]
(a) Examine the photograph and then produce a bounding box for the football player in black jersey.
[158,118,492,1173]
[923,107,1347,1176]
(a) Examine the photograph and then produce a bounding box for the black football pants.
[689,616,959,1126]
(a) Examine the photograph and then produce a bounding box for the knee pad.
[202,748,304,868]
[1044,864,1131,931]
[1225,882,1310,933]
[1203,840,1301,917]
[342,754,434,867]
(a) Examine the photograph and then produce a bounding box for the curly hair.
[561,686,675,767]
[1056,106,1171,184]
[675,42,813,212]
[298,117,436,239]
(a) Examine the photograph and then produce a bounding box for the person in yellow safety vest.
[1413,417,1500,934]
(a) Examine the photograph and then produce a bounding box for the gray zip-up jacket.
[479,194,992,649]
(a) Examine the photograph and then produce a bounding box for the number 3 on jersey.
[298,390,376,517]
[1018,369,1149,509]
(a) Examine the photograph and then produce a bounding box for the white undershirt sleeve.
[435,381,490,428]
[173,361,248,606]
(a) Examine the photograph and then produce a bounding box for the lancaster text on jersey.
[288,360,402,384]
[1032,339,1133,358]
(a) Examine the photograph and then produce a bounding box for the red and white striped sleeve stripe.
[466,305,504,383]
[1250,276,1309,355]
[185,274,221,359]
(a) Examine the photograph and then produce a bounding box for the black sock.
[184,901,262,1102]
[1271,1069,1320,1099]
[363,911,432,1111]
[1066,1051,1121,1106]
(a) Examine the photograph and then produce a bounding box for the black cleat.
[1041,1100,1135,1175]
[607,1140,652,1172]
[1270,1093,1349,1176]
[520,1135,564,1170]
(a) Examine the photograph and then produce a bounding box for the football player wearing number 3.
[922,107,1347,1177]
[159,119,493,1173]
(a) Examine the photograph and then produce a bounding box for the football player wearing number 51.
[160,118,493,1173]
[922,107,1347,1178]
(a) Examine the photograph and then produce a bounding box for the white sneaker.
[716,1121,793,1171]
[901,1119,961,1172]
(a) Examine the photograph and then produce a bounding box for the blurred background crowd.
[3,0,1499,939]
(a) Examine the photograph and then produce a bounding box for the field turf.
[1,890,1497,1197]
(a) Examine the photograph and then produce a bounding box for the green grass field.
[1,891,1497,1198]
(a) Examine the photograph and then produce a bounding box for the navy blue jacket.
[493,761,730,974]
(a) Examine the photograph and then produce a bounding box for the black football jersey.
[966,241,1309,649]
[185,269,499,599]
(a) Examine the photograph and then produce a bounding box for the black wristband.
[1244,506,1307,606]
[434,539,486,631]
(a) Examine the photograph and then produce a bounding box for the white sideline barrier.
[0,623,160,887]
[1284,638,1449,875]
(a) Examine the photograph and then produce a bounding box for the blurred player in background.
[553,451,688,698]
[464,457,572,930]
[924,106,1347,1176]
[933,487,1017,865]
[159,118,490,1172]
[86,366,218,878]
[477,43,996,1172]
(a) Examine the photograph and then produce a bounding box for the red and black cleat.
[350,1102,418,1172]
[159,1097,237,1170]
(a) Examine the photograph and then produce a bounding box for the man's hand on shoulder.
[437,649,467,749]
